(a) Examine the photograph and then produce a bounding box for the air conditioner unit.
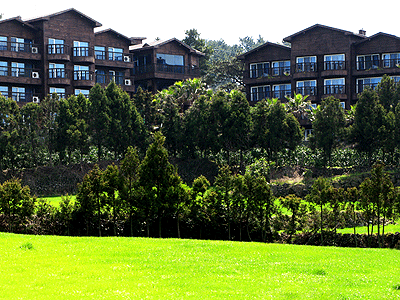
[32,96,40,103]
[31,72,39,79]
[31,47,38,54]
[124,79,132,86]
[124,55,131,62]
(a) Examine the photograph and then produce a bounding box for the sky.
[2,0,400,46]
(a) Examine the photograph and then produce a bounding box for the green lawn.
[37,195,76,208]
[338,223,400,235]
[1,233,400,299]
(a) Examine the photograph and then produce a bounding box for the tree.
[376,74,399,112]
[310,97,346,167]
[0,178,35,233]
[306,177,331,244]
[349,88,386,164]
[280,194,308,240]
[103,164,123,236]
[76,164,106,236]
[138,132,181,237]
[119,146,141,236]
[89,84,110,161]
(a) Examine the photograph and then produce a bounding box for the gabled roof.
[95,28,146,45]
[237,42,291,60]
[130,38,205,56]
[283,24,366,42]
[354,32,400,45]
[26,8,102,28]
[0,16,37,31]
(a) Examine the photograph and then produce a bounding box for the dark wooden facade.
[130,38,204,93]
[0,8,203,104]
[239,24,400,110]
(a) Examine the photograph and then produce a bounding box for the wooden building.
[239,24,400,111]
[0,8,203,104]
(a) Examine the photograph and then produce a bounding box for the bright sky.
[2,0,400,46]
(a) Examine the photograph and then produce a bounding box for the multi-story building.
[239,24,400,112]
[0,8,203,104]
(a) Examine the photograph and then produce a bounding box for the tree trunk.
[177,216,181,239]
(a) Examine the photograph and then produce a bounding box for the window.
[382,53,400,68]
[75,89,89,97]
[296,80,316,95]
[340,102,345,109]
[74,65,90,80]
[296,56,316,72]
[73,41,89,57]
[357,77,382,93]
[0,86,8,98]
[272,60,290,76]
[324,78,345,94]
[49,87,65,99]
[304,129,313,140]
[0,61,7,76]
[95,69,106,84]
[11,37,31,52]
[48,38,65,54]
[357,54,379,70]
[250,62,270,78]
[0,36,7,51]
[95,46,106,60]
[49,63,65,78]
[251,85,271,101]
[392,76,400,84]
[324,54,345,70]
[12,87,25,102]
[273,84,291,98]
[108,47,123,61]
[11,62,25,77]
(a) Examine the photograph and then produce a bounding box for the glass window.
[75,89,89,97]
[0,36,7,51]
[296,56,316,72]
[49,87,65,99]
[0,86,8,98]
[108,47,123,61]
[49,63,65,78]
[11,37,31,52]
[357,77,382,93]
[95,46,106,60]
[272,61,290,76]
[324,78,345,94]
[73,41,89,56]
[12,87,25,102]
[48,38,65,54]
[156,53,184,66]
[357,54,379,70]
[273,84,291,98]
[250,62,270,78]
[11,62,24,77]
[382,53,400,68]
[74,65,90,80]
[95,69,106,84]
[296,80,316,95]
[250,85,270,101]
[0,61,7,76]
[324,54,345,70]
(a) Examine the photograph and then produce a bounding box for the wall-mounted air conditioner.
[125,79,132,86]
[124,55,131,62]
[32,96,40,103]
[31,47,38,54]
[31,72,40,79]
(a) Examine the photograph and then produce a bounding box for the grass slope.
[1,234,400,299]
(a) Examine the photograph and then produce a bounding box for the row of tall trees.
[1,133,400,247]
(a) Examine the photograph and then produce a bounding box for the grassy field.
[37,195,76,207]
[337,223,400,235]
[1,233,400,299]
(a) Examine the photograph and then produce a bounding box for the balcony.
[72,47,95,64]
[296,86,317,96]
[323,84,347,99]
[73,70,95,87]
[321,61,347,77]
[272,89,291,99]
[95,73,134,92]
[47,44,71,61]
[293,62,317,79]
[0,41,41,60]
[95,51,133,68]
[0,66,42,85]
[48,68,70,85]
[244,67,291,84]
[133,63,201,80]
